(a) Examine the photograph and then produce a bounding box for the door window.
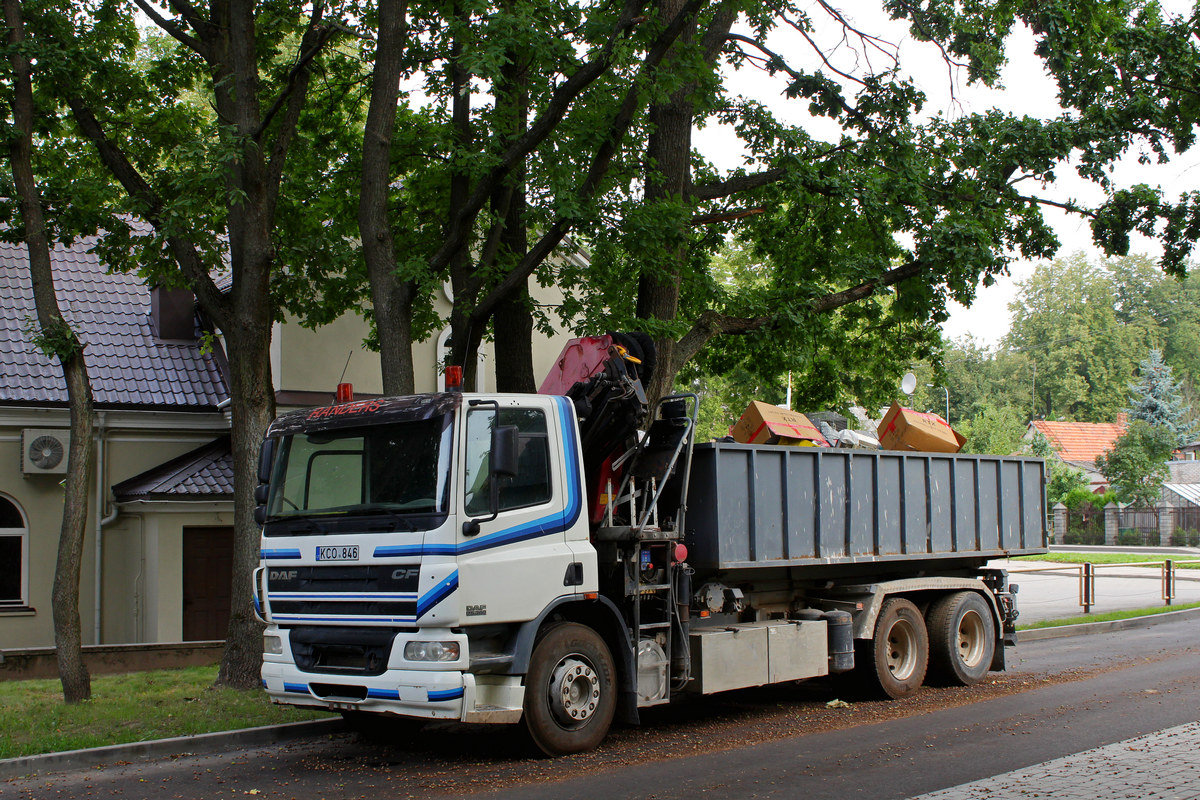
[464,407,553,516]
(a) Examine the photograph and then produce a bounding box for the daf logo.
[269,570,298,581]
[392,568,419,581]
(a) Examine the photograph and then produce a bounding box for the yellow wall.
[0,415,231,649]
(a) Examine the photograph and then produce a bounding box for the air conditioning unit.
[22,429,70,475]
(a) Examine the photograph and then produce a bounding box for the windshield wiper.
[352,505,421,531]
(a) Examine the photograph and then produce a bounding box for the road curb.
[1018,604,1200,641]
[7,608,1200,782]
[0,717,345,781]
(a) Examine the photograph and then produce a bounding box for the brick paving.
[910,721,1200,799]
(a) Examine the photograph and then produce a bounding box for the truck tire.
[926,591,996,686]
[865,597,928,699]
[523,622,616,756]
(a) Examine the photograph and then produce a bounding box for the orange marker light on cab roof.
[445,365,464,392]
[335,383,354,403]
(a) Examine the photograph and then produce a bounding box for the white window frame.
[0,493,29,609]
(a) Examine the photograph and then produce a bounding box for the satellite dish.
[29,435,65,470]
[900,372,917,396]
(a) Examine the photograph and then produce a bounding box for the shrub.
[1117,529,1146,547]
[1171,529,1200,547]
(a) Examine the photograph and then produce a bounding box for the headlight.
[404,640,460,662]
[263,634,283,655]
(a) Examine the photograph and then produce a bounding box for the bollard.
[1163,559,1175,606]
[1080,562,1096,614]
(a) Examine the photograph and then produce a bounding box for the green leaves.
[1097,419,1175,507]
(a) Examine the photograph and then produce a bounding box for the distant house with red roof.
[1026,418,1127,490]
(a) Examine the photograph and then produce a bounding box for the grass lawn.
[1017,600,1200,630]
[0,665,330,760]
[1015,552,1200,568]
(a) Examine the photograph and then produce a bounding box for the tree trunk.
[4,0,94,703]
[637,0,695,408]
[493,283,536,392]
[216,323,273,688]
[54,358,95,702]
[490,48,534,393]
[359,0,415,396]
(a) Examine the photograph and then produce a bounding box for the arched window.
[0,495,28,609]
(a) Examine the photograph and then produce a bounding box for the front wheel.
[523,622,616,756]
[865,597,929,699]
[926,591,996,686]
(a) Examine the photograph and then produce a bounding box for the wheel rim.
[548,654,601,727]
[956,609,987,668]
[885,618,919,681]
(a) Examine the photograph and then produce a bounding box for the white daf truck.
[253,334,1047,755]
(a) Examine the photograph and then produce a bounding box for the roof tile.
[0,237,228,408]
[1031,420,1127,465]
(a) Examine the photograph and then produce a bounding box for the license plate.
[317,545,359,562]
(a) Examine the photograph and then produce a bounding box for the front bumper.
[262,626,526,723]
[263,661,472,720]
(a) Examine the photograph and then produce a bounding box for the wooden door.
[182,527,234,641]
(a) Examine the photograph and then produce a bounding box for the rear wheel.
[926,591,996,686]
[523,622,616,756]
[865,597,928,699]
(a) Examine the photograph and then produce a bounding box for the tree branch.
[133,0,208,58]
[671,259,930,366]
[67,98,228,328]
[464,0,707,326]
[256,6,345,139]
[428,0,660,274]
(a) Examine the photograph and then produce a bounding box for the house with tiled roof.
[1,234,575,652]
[1026,418,1127,490]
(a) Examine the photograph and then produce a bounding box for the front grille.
[289,627,400,676]
[266,565,420,593]
[266,564,420,619]
[273,600,416,617]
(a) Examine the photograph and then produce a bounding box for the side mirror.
[257,439,275,484]
[491,425,519,479]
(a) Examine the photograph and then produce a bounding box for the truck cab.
[255,392,603,733]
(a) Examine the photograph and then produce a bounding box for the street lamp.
[927,383,949,423]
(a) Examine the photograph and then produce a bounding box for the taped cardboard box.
[877,402,965,453]
[732,401,828,447]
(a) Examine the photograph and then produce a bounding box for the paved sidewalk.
[910,721,1200,799]
[990,557,1200,623]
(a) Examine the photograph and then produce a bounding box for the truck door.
[455,399,578,624]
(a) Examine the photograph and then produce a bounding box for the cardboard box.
[877,402,966,453]
[732,401,828,447]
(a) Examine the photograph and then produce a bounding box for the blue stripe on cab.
[283,682,309,695]
[367,688,401,700]
[427,687,464,702]
[260,549,302,559]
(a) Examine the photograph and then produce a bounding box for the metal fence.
[1016,558,1200,614]
[1063,504,1200,547]
[1171,507,1200,547]
[1115,508,1160,547]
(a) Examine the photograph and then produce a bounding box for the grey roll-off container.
[685,442,1048,570]
[675,442,1047,696]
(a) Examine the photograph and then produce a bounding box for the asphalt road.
[5,617,1199,800]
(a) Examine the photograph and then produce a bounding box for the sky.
[692,3,1198,349]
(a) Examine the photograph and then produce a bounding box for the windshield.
[266,416,452,520]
